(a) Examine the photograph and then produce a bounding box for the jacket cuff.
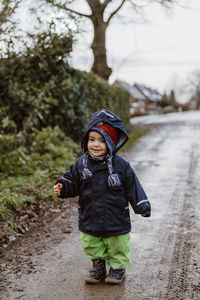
[136,200,151,215]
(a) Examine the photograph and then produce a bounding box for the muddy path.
[1,111,200,300]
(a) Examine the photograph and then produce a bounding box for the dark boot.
[105,268,125,284]
[85,259,106,284]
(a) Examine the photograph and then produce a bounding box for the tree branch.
[129,0,174,9]
[44,0,92,18]
[106,0,126,26]
[102,0,113,10]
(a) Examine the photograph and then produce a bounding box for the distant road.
[131,110,200,126]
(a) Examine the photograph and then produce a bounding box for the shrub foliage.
[0,29,129,142]
[0,127,80,221]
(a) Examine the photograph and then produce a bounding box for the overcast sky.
[68,1,200,100]
[16,0,200,102]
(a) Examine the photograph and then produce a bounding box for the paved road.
[1,111,200,300]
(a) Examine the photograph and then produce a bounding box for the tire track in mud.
[164,144,200,300]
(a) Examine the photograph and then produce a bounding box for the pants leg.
[80,232,108,260]
[80,232,131,269]
[104,233,131,269]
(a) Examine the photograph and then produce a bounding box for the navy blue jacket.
[57,154,150,237]
[56,110,151,237]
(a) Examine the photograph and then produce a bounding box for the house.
[115,80,162,116]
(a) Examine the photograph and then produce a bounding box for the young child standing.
[54,109,151,285]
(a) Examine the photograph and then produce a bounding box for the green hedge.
[0,31,130,142]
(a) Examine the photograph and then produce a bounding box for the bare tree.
[42,0,176,80]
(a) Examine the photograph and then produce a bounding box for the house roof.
[115,80,162,103]
[115,81,146,100]
[134,84,162,102]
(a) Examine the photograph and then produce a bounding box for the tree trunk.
[91,16,112,81]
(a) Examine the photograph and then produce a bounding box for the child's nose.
[94,140,99,146]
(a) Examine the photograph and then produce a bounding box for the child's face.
[87,131,108,157]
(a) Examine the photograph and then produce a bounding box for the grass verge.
[120,128,147,153]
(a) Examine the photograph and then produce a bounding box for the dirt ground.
[1,111,200,300]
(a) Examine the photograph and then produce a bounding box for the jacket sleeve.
[55,162,80,198]
[124,162,151,217]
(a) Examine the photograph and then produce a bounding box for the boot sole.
[85,274,106,284]
[105,274,125,284]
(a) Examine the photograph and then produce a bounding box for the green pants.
[80,232,131,269]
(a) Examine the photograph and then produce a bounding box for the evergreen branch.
[0,0,21,34]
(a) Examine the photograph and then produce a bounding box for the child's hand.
[141,212,151,217]
[54,183,63,196]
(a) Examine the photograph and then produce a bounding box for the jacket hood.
[81,109,128,154]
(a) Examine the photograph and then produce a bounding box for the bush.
[30,126,80,175]
[0,126,79,179]
[0,30,130,142]
[0,126,79,221]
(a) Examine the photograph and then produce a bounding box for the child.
[54,109,151,285]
